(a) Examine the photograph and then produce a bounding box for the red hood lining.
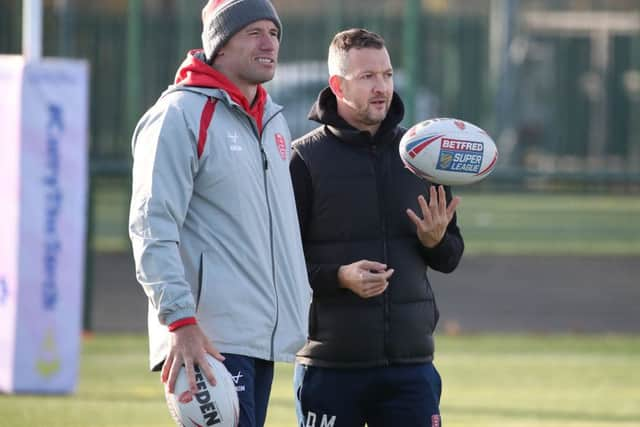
[174,50,267,132]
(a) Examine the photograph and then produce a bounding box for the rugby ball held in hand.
[399,118,498,185]
[166,354,239,427]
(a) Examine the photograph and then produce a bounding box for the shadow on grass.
[444,404,640,423]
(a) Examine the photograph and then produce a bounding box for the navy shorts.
[294,362,442,427]
[222,354,274,427]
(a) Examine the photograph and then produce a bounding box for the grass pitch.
[95,181,640,255]
[454,192,640,255]
[1,334,639,426]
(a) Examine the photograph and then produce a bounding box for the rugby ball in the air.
[166,355,239,427]
[399,118,498,185]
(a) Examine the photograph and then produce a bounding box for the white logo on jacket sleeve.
[275,133,287,160]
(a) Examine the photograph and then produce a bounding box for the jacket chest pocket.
[195,136,266,209]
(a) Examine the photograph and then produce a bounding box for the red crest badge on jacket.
[275,133,287,160]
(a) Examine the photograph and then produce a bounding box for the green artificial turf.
[94,180,640,255]
[1,334,638,426]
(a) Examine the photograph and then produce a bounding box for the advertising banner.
[0,56,89,394]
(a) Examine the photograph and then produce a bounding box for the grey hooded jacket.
[129,78,310,370]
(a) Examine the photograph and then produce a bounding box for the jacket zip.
[196,252,204,310]
[370,144,391,365]
[243,106,283,361]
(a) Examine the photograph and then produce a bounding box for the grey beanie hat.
[201,0,282,62]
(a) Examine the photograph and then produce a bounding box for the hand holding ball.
[166,354,239,427]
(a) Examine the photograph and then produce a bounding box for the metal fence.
[2,0,639,187]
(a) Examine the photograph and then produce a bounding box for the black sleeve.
[289,148,342,295]
[419,185,465,273]
[289,149,312,237]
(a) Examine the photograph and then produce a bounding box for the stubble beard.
[242,66,276,85]
[360,101,389,127]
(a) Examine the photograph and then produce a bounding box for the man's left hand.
[406,185,460,248]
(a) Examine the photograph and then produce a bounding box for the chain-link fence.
[2,0,638,187]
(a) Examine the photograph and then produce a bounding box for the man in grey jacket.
[128,1,310,425]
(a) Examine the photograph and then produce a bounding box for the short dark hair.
[328,28,386,76]
[331,28,385,51]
